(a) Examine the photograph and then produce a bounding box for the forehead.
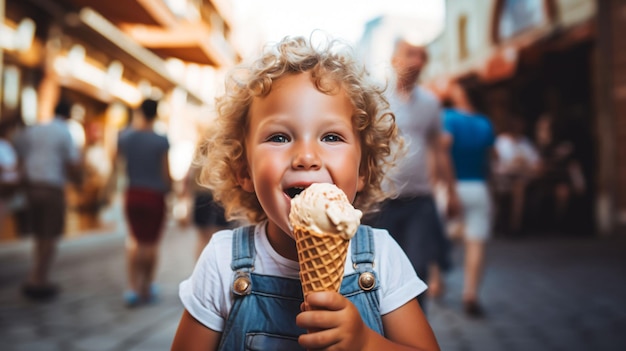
[249,72,353,117]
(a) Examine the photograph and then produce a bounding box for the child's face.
[241,72,365,239]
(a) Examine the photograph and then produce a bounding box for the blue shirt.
[443,108,495,181]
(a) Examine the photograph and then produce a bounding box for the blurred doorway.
[486,39,596,237]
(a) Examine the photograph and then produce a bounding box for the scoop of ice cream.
[289,183,362,240]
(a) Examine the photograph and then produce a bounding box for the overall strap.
[350,225,377,292]
[231,226,256,272]
[230,226,257,296]
[351,225,375,271]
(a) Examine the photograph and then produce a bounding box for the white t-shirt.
[179,222,427,332]
[494,134,540,175]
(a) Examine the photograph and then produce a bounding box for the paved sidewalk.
[428,236,626,351]
[0,221,197,351]
[1,222,625,350]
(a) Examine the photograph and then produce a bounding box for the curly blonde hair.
[196,35,403,223]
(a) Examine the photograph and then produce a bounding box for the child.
[171,36,440,351]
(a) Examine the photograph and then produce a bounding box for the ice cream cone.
[289,183,362,297]
[293,225,350,296]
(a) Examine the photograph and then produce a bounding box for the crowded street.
[2,0,626,350]
[1,202,625,351]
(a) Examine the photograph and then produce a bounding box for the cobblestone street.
[1,221,625,351]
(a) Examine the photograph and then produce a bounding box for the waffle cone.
[293,225,350,296]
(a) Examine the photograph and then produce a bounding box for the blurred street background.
[1,199,625,350]
[1,0,626,350]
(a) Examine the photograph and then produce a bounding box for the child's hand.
[296,291,372,351]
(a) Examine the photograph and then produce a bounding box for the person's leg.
[458,181,491,317]
[426,263,444,299]
[413,196,450,310]
[125,235,141,294]
[135,190,166,302]
[23,185,64,299]
[510,179,526,234]
[30,237,59,286]
[124,190,146,306]
[462,240,485,303]
[554,183,570,230]
[137,243,159,300]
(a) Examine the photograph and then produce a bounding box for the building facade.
[0,0,239,239]
[423,0,624,236]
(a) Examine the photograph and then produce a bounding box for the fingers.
[305,291,344,311]
[297,293,365,350]
[298,328,341,350]
[296,307,340,327]
[296,293,344,331]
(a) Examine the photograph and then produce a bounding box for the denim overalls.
[217,225,384,350]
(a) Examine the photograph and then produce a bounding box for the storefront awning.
[59,0,237,67]
[64,8,204,104]
[119,22,236,66]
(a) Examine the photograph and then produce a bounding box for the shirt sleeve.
[63,126,80,163]
[179,231,233,332]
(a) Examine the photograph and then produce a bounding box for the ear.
[356,173,366,192]
[236,166,255,193]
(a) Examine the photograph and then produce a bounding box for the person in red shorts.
[117,98,171,307]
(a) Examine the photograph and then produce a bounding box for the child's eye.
[267,134,289,143]
[322,133,344,142]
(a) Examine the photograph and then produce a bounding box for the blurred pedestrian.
[14,98,82,301]
[117,98,171,307]
[364,37,460,308]
[441,81,496,317]
[492,116,540,236]
[531,114,586,231]
[0,117,22,235]
[185,160,235,259]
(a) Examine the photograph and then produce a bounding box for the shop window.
[2,65,20,110]
[458,14,469,60]
[21,86,37,125]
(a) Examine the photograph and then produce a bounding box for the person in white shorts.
[441,81,497,317]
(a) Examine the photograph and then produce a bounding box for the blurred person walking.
[441,81,496,317]
[0,117,22,236]
[117,98,171,307]
[530,114,586,233]
[14,99,82,301]
[185,161,235,259]
[364,37,460,308]
[492,116,540,236]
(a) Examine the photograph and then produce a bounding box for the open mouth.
[285,187,306,199]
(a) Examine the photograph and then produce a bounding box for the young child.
[171,36,440,351]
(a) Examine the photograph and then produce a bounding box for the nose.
[292,141,321,170]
